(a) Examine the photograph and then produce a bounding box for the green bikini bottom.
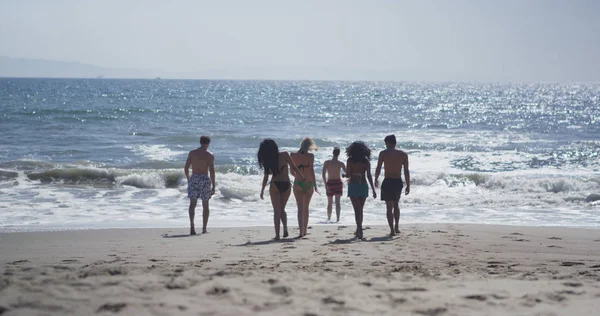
[294,180,314,192]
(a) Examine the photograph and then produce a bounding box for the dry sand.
[1,224,600,315]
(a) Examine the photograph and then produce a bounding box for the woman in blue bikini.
[291,137,319,238]
[346,141,377,240]
[258,139,305,240]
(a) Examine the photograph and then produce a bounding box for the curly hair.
[346,141,371,163]
[257,139,280,175]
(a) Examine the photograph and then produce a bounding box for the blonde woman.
[290,137,319,238]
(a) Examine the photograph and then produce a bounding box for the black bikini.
[272,181,291,193]
[270,161,291,193]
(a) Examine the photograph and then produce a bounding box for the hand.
[260,191,264,200]
[341,174,346,178]
[211,188,216,196]
[374,179,379,188]
[373,190,377,199]
[405,186,410,195]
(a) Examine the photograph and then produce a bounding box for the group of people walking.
[184,135,410,240]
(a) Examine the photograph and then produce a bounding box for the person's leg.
[386,201,395,236]
[303,188,314,236]
[188,199,197,235]
[335,195,341,222]
[350,197,359,236]
[356,197,366,239]
[394,201,400,233]
[280,185,291,238]
[201,200,210,233]
[270,184,282,240]
[293,185,305,238]
[327,196,333,221]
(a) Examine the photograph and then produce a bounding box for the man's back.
[324,159,345,180]
[189,148,214,175]
[381,148,407,179]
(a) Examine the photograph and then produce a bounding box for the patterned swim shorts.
[187,174,212,200]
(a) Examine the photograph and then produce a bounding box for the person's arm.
[311,154,318,193]
[341,162,347,178]
[345,159,352,179]
[260,172,269,200]
[374,151,383,188]
[366,161,377,199]
[286,153,305,180]
[322,161,328,184]
[403,154,410,195]
[184,152,191,181]
[209,153,216,195]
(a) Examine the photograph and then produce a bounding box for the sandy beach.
[1,224,600,315]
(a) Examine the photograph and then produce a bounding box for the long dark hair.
[258,139,280,175]
[346,141,371,163]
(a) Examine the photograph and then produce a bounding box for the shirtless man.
[322,147,347,222]
[374,135,410,236]
[184,135,216,235]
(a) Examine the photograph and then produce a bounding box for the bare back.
[380,148,408,179]
[290,152,315,182]
[324,159,346,180]
[186,148,214,175]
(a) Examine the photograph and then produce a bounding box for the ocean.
[0,78,599,231]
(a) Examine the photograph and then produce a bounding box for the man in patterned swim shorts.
[184,135,216,235]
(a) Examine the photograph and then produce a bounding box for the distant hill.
[0,56,163,79]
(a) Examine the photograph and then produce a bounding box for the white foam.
[127,144,186,161]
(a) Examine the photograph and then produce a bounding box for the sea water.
[0,78,599,231]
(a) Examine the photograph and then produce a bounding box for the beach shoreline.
[2,224,600,315]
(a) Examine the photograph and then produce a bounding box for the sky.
[1,0,599,82]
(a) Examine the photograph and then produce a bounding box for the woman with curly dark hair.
[258,139,305,240]
[346,141,377,240]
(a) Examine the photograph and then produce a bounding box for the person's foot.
[283,229,289,238]
[395,227,400,234]
[389,230,396,237]
[202,229,208,234]
[190,227,197,235]
[274,236,280,241]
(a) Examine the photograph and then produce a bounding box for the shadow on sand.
[235,239,296,246]
[161,233,200,239]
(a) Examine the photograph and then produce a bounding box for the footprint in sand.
[270,285,292,296]
[510,232,524,236]
[563,282,583,287]
[322,297,345,305]
[514,239,529,242]
[414,307,447,316]
[61,259,80,264]
[8,260,29,265]
[589,265,600,269]
[463,294,487,301]
[548,237,562,240]
[206,286,230,296]
[547,245,563,248]
[431,230,448,233]
[96,303,127,313]
[561,262,585,267]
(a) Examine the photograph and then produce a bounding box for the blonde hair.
[298,137,318,154]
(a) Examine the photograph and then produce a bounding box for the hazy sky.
[1,0,599,81]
